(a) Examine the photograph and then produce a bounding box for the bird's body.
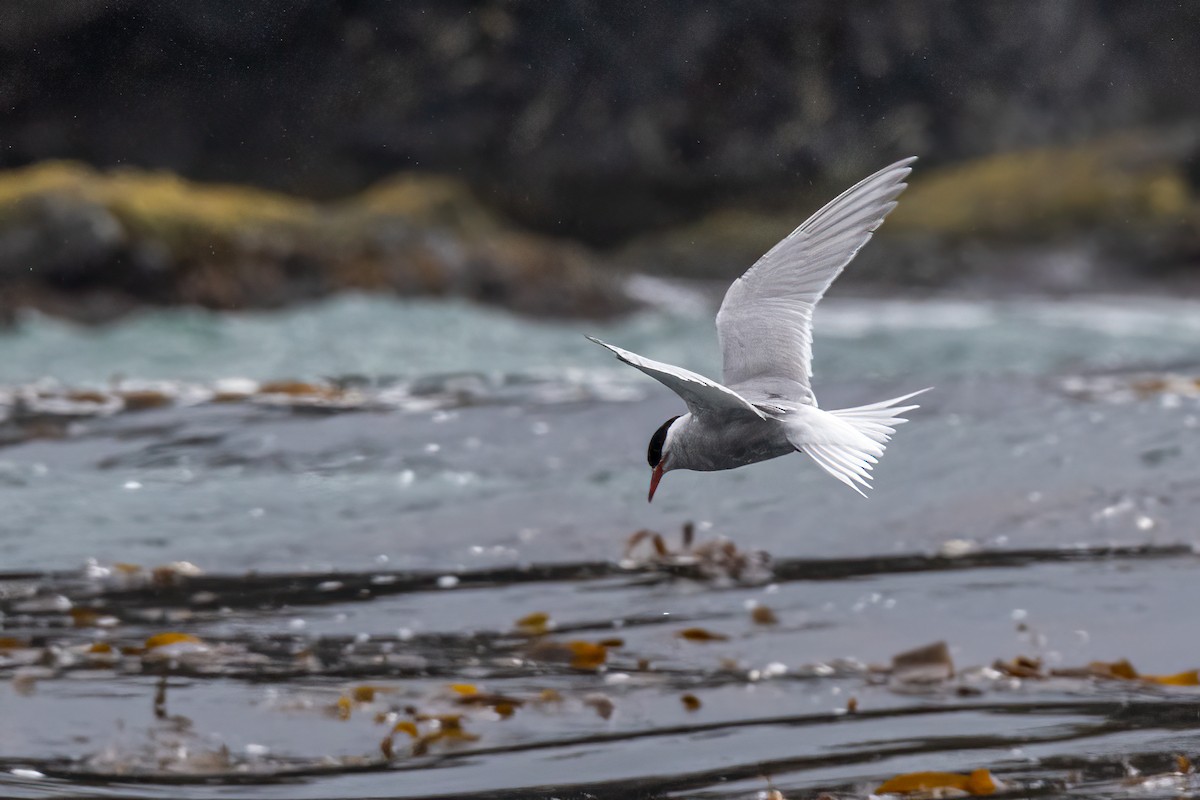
[589,157,928,500]
[659,409,795,473]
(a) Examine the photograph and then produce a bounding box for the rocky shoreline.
[4,2,1200,322]
[618,133,1200,293]
[0,162,629,323]
[1,134,1198,324]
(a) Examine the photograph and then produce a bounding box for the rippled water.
[4,290,1200,385]
[3,289,1200,798]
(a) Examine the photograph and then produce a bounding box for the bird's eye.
[647,416,680,468]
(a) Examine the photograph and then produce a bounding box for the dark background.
[3,1,1200,321]
[6,1,1200,243]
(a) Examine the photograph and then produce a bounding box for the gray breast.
[675,416,795,472]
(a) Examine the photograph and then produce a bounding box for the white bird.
[588,157,928,502]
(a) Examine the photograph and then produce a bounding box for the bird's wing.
[586,336,765,420]
[716,157,915,400]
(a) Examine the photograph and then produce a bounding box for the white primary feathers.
[584,336,765,421]
[717,157,916,400]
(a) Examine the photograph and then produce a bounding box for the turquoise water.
[3,291,1200,385]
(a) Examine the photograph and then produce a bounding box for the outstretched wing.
[586,336,765,420]
[716,158,916,400]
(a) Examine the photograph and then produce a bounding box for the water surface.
[2,290,1200,798]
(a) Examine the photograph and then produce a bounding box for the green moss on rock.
[0,162,629,320]
[889,136,1195,238]
[619,134,1200,288]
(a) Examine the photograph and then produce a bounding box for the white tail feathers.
[794,389,929,497]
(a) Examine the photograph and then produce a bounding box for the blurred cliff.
[2,1,1200,321]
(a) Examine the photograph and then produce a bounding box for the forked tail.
[792,389,930,497]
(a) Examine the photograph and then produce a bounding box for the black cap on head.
[647,415,680,468]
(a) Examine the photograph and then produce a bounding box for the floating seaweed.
[675,627,730,643]
[998,655,1200,687]
[621,522,772,583]
[875,768,1001,796]
[750,603,779,626]
[514,611,552,636]
[527,639,610,671]
[5,544,1200,795]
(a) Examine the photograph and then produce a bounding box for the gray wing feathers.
[716,157,915,396]
[585,336,766,420]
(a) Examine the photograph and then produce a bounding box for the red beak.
[648,461,665,503]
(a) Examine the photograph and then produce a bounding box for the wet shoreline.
[4,542,1200,798]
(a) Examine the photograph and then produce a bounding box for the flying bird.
[589,157,928,502]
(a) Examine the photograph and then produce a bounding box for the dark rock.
[0,194,124,283]
[0,162,632,322]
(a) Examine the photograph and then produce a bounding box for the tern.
[588,157,928,502]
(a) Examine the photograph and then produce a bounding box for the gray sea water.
[2,287,1200,799]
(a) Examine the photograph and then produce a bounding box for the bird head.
[646,415,681,502]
